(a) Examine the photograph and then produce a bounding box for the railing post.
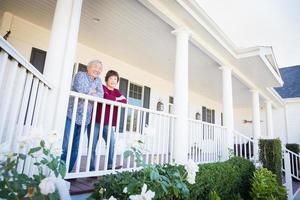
[250,90,261,161]
[284,151,294,200]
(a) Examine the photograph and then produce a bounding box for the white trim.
[284,98,300,103]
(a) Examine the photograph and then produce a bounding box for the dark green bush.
[90,157,255,200]
[286,143,300,154]
[259,139,282,184]
[190,157,255,200]
[89,164,190,200]
[250,168,286,200]
[226,156,256,199]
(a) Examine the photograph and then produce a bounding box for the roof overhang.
[139,0,284,106]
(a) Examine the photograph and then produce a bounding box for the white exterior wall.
[234,107,267,138]
[2,14,224,125]
[273,107,288,143]
[285,102,300,144]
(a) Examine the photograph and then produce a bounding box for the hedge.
[259,139,282,184]
[90,157,255,200]
[286,143,300,154]
[190,157,255,200]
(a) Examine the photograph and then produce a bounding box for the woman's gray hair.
[87,60,103,69]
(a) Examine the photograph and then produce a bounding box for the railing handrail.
[233,130,254,142]
[188,118,227,129]
[0,37,53,88]
[284,147,299,157]
[70,91,177,118]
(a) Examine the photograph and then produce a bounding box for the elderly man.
[61,60,104,172]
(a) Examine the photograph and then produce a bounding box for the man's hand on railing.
[90,89,97,96]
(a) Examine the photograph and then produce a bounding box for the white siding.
[285,102,300,144]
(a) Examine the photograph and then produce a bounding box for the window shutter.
[119,78,129,98]
[212,110,215,124]
[143,86,151,125]
[221,113,223,126]
[30,47,47,74]
[119,77,129,132]
[202,106,207,122]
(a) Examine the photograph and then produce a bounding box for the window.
[128,83,143,106]
[127,83,143,131]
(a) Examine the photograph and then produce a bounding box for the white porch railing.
[282,148,300,181]
[0,37,52,152]
[188,119,227,164]
[65,91,176,179]
[233,131,254,160]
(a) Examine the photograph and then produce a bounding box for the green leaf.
[40,140,45,147]
[124,150,133,159]
[28,147,41,155]
[150,170,160,181]
[59,164,66,178]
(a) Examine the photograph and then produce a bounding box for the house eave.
[176,0,283,86]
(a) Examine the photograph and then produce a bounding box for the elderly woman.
[61,60,104,172]
[89,70,126,171]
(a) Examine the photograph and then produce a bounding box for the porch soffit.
[0,0,274,107]
[138,0,284,107]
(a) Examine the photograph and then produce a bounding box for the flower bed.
[89,157,255,200]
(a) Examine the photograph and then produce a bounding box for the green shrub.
[90,157,255,200]
[259,139,282,184]
[286,143,300,154]
[89,164,190,200]
[208,191,221,200]
[250,168,287,200]
[226,157,256,199]
[190,157,254,200]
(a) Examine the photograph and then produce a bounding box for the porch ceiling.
[0,0,253,107]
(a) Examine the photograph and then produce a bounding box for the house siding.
[285,102,300,144]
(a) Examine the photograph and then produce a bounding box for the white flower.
[39,177,56,195]
[99,187,105,194]
[184,160,199,185]
[184,159,198,175]
[186,173,196,184]
[123,187,128,193]
[18,136,31,148]
[50,143,62,157]
[0,142,11,161]
[129,184,155,200]
[108,196,117,200]
[46,131,60,146]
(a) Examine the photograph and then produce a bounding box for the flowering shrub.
[89,141,198,200]
[0,131,66,200]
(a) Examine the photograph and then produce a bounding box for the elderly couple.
[61,60,127,172]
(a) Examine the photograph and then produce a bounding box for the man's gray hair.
[87,59,103,69]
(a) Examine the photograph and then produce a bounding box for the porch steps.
[69,177,98,195]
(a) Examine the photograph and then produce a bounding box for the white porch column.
[266,101,274,138]
[220,66,234,152]
[171,27,191,164]
[251,90,261,160]
[43,0,82,134]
